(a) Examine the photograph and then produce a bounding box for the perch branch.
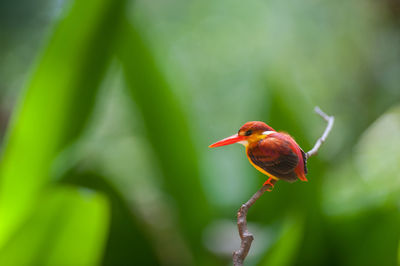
[232,179,277,266]
[305,106,335,159]
[233,106,334,266]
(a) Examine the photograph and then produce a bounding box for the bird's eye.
[244,130,252,136]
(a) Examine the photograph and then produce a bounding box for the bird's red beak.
[209,134,245,148]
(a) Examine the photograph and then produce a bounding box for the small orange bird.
[209,121,308,189]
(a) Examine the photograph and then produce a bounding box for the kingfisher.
[209,121,308,189]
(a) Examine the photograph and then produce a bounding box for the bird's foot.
[263,178,275,192]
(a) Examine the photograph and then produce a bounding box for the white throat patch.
[262,131,275,136]
[237,140,248,146]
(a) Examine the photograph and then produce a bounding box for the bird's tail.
[298,172,308,182]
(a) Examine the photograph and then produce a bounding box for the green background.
[0,0,399,265]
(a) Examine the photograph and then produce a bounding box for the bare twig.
[305,106,335,159]
[232,179,277,266]
[233,107,334,266]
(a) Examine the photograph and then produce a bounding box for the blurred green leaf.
[323,105,400,215]
[259,214,304,266]
[354,105,400,200]
[0,0,125,247]
[0,187,109,266]
[324,207,399,266]
[61,168,161,266]
[117,20,216,264]
[320,105,400,266]
[398,240,400,266]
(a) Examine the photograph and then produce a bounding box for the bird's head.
[209,121,275,148]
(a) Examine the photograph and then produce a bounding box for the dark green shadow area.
[117,19,218,265]
[60,169,160,266]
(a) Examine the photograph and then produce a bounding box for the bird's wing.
[247,135,299,182]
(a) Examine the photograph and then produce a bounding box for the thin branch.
[232,179,277,266]
[233,107,334,266]
[305,106,335,159]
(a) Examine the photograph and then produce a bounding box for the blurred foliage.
[0,187,109,266]
[0,0,399,265]
[260,213,304,266]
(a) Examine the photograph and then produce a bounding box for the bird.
[209,121,308,190]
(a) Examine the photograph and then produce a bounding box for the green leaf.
[398,240,400,266]
[0,187,110,266]
[0,0,125,247]
[117,20,216,264]
[323,105,400,215]
[320,105,400,266]
[60,169,161,266]
[259,214,304,266]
